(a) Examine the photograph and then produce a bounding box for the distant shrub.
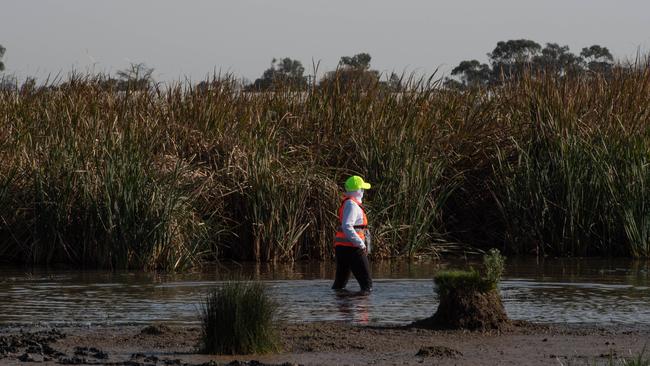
[199,281,278,355]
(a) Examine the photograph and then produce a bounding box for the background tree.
[580,45,614,74]
[383,72,404,92]
[116,62,154,91]
[447,39,615,88]
[488,39,542,80]
[533,43,583,75]
[447,40,542,88]
[0,44,6,71]
[20,77,36,93]
[0,74,17,92]
[450,60,491,87]
[250,57,307,91]
[339,53,372,70]
[0,46,15,91]
[320,52,379,91]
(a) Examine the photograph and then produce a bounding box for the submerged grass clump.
[434,248,506,295]
[3,67,650,269]
[199,281,278,355]
[434,248,506,296]
[421,249,509,330]
[433,270,491,296]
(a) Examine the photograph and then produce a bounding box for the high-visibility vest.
[334,196,368,247]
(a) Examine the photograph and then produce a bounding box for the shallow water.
[0,258,648,326]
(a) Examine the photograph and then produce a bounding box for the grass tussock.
[435,249,506,295]
[434,270,491,296]
[423,249,509,330]
[199,281,278,355]
[2,66,650,269]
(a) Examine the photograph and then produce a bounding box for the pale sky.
[1,0,649,82]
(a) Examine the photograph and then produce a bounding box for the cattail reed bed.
[1,69,650,270]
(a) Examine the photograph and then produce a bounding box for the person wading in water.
[332,175,373,293]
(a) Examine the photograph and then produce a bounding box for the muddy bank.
[0,321,647,365]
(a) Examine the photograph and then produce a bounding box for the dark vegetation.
[248,57,309,91]
[1,40,650,270]
[445,39,614,88]
[199,281,278,355]
[249,52,402,92]
[0,44,5,71]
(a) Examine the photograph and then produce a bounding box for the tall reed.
[492,70,650,257]
[2,66,650,269]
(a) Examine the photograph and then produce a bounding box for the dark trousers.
[332,246,372,292]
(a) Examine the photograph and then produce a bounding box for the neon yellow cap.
[344,175,371,192]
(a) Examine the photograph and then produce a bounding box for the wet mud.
[0,327,295,366]
[0,321,647,365]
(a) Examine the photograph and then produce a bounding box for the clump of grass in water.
[199,281,278,355]
[434,248,505,296]
[433,269,491,297]
[419,249,508,330]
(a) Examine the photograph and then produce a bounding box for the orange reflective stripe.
[333,241,357,247]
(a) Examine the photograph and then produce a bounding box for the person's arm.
[341,200,366,249]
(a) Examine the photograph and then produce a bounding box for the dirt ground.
[0,321,648,366]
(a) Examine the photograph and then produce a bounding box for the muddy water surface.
[0,258,648,326]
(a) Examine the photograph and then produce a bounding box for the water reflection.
[334,290,371,324]
[0,258,648,326]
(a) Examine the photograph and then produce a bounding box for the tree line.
[0,39,619,92]
[0,44,398,92]
[244,39,616,91]
[0,44,5,71]
[445,39,614,88]
[244,52,403,92]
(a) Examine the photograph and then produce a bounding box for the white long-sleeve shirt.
[340,191,366,249]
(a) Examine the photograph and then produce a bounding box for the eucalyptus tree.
[533,43,583,75]
[116,62,154,91]
[0,44,6,71]
[320,52,380,91]
[446,39,614,88]
[250,57,308,91]
[580,45,614,74]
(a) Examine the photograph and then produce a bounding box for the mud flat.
[0,321,647,365]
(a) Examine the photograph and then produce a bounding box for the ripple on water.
[1,259,649,326]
